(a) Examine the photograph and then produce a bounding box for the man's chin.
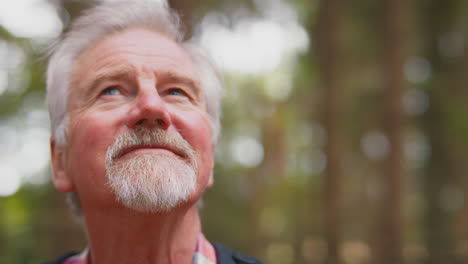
[119,194,195,214]
[106,155,197,213]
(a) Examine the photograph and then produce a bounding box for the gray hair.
[47,0,223,219]
[46,0,223,147]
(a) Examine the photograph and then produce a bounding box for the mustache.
[106,127,196,165]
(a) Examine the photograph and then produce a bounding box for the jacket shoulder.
[42,252,79,264]
[213,243,266,264]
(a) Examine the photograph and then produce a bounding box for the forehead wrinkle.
[69,28,204,105]
[157,70,201,91]
[71,44,135,87]
[76,64,137,96]
[94,64,137,84]
[72,27,197,88]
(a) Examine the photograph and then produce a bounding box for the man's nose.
[126,88,171,130]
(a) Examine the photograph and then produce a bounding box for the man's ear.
[50,137,74,192]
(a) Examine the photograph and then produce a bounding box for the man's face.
[51,27,214,213]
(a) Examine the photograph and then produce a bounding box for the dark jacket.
[43,244,265,264]
[213,243,265,264]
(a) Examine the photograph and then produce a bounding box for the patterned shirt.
[63,233,217,264]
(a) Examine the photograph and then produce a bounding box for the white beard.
[105,128,197,213]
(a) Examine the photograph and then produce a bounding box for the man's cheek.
[177,113,212,144]
[69,117,110,171]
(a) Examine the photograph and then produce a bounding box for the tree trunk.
[420,1,461,263]
[374,0,407,263]
[246,107,288,259]
[168,0,197,38]
[315,0,343,263]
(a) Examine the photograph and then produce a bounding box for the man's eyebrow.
[75,67,202,96]
[159,71,201,91]
[79,66,136,94]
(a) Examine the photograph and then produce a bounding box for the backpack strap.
[213,243,265,264]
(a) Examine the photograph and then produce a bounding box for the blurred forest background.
[0,0,467,263]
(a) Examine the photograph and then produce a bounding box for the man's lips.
[115,144,186,160]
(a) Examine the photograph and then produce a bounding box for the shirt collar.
[63,233,217,264]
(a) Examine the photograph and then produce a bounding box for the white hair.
[46,0,223,147]
[67,127,199,219]
[106,127,197,213]
[47,0,223,219]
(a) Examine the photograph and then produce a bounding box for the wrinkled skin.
[49,27,215,264]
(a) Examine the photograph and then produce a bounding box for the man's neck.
[82,204,201,264]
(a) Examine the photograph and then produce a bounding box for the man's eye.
[167,88,188,97]
[101,87,121,96]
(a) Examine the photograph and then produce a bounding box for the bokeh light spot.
[0,167,21,197]
[404,56,432,84]
[230,136,264,168]
[0,0,63,39]
[361,131,390,161]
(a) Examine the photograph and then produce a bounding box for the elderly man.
[44,1,264,264]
